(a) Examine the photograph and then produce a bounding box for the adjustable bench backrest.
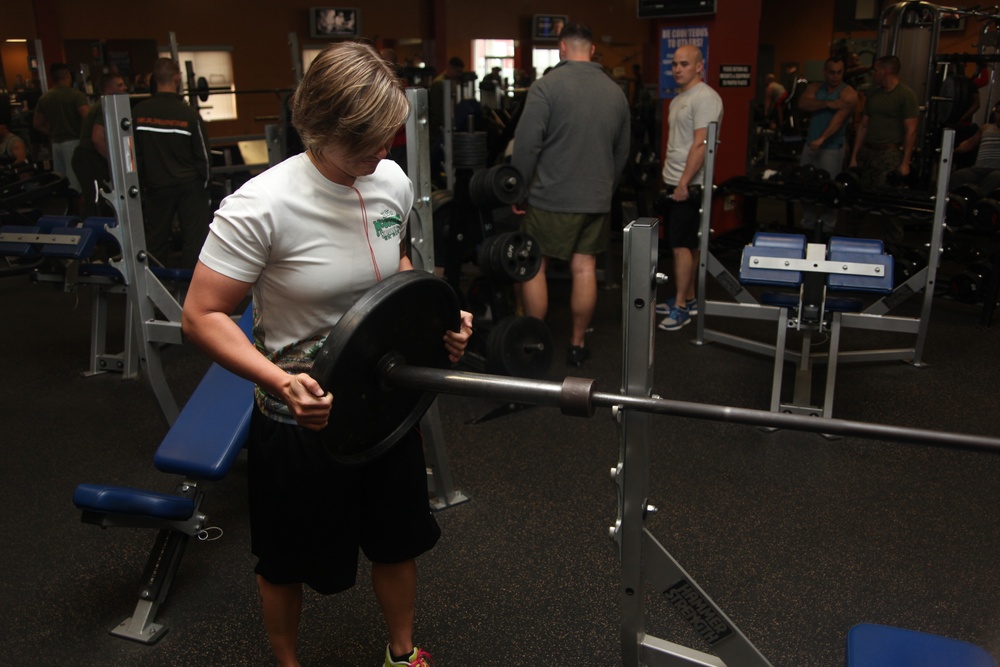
[153,305,254,481]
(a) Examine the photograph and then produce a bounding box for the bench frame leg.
[110,526,189,644]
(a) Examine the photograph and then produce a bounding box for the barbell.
[310,271,1000,465]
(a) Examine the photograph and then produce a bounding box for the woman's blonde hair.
[291,41,408,155]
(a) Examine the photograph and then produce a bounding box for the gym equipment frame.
[694,124,955,417]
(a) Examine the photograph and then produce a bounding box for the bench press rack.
[1,94,196,423]
[404,86,469,510]
[79,93,188,422]
[692,124,955,418]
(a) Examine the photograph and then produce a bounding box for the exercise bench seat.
[847,623,997,667]
[73,484,195,522]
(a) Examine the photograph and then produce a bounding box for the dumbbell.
[968,189,1000,232]
[789,164,817,183]
[949,260,995,303]
[664,183,704,199]
[819,170,861,207]
[886,167,924,189]
[789,164,832,184]
[890,246,929,286]
[946,183,986,226]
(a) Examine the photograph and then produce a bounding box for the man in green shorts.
[512,22,630,366]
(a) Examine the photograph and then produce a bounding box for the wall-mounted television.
[533,15,568,41]
[310,7,361,39]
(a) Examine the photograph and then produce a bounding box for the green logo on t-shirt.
[373,210,402,241]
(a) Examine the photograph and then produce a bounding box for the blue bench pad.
[847,623,997,667]
[73,306,254,521]
[740,232,807,286]
[73,483,195,521]
[828,236,894,293]
[153,306,254,480]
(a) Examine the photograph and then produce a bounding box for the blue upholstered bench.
[72,305,255,643]
[847,623,996,667]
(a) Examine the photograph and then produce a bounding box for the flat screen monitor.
[310,7,361,39]
[533,15,568,41]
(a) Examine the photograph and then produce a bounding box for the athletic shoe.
[655,297,698,316]
[567,344,590,367]
[385,646,434,666]
[658,306,691,331]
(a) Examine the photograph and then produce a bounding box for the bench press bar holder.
[100,93,186,423]
[405,86,469,511]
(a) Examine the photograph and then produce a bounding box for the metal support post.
[443,80,454,191]
[619,218,773,667]
[406,88,435,273]
[694,122,742,345]
[101,94,184,424]
[617,219,658,666]
[404,86,466,510]
[288,32,303,83]
[911,127,954,365]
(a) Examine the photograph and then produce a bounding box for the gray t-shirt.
[662,81,724,186]
[512,60,631,213]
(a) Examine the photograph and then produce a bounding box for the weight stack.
[453,132,488,171]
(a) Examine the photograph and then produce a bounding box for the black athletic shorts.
[247,409,441,595]
[659,196,701,250]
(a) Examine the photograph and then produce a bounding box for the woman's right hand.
[283,373,334,430]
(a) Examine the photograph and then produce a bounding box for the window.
[302,47,322,73]
[531,48,561,80]
[159,47,237,122]
[472,39,516,94]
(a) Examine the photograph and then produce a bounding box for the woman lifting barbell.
[181,40,472,667]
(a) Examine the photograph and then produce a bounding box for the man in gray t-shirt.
[512,22,630,366]
[657,44,723,332]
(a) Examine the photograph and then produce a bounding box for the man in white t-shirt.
[657,44,723,331]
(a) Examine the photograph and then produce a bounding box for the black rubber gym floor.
[2,227,999,666]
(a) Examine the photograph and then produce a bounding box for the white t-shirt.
[662,81,724,187]
[200,153,412,417]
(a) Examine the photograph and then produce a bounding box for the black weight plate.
[970,199,1000,231]
[487,315,554,379]
[311,271,460,465]
[492,231,542,282]
[196,76,210,103]
[469,164,525,207]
